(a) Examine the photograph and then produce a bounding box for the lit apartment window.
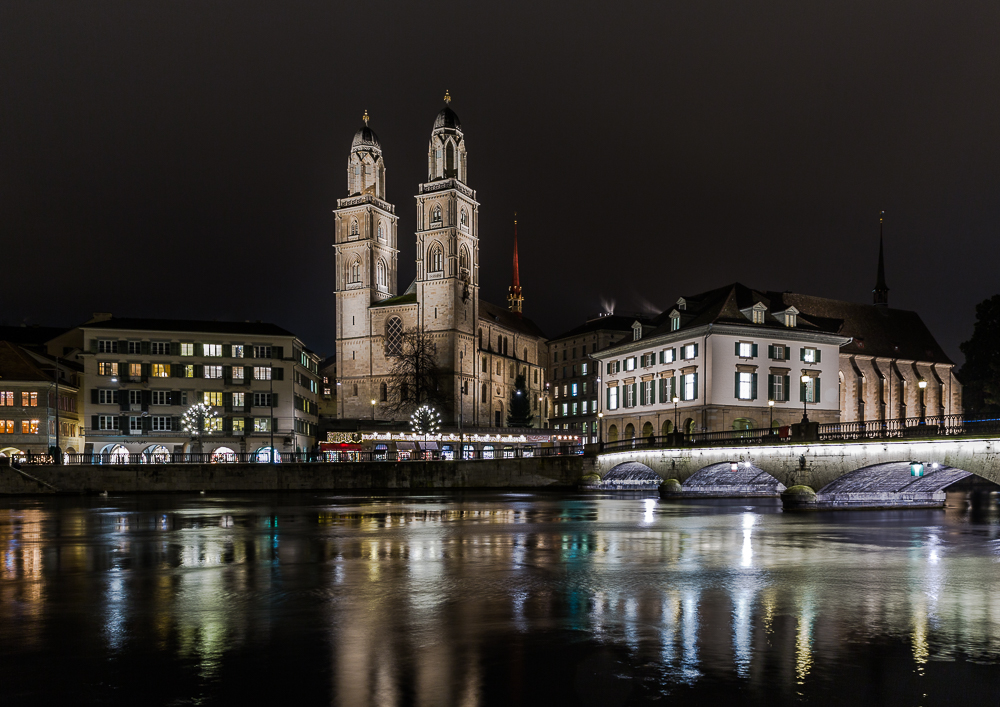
[205,418,222,432]
[737,342,756,358]
[683,373,698,400]
[232,418,245,433]
[752,309,765,324]
[204,344,222,357]
[233,366,245,380]
[254,366,272,381]
[98,362,118,377]
[204,365,222,379]
[736,372,756,400]
[129,363,142,377]
[571,383,578,397]
[624,357,636,372]
[681,343,698,360]
[232,345,244,358]
[662,348,675,364]
[0,392,11,406]
[152,364,170,377]
[22,420,39,434]
[581,362,588,375]
[181,343,194,356]
[183,365,194,378]
[233,392,245,408]
[608,386,619,410]
[254,418,272,432]
[0,420,12,433]
[22,392,38,407]
[801,347,820,363]
[203,392,223,406]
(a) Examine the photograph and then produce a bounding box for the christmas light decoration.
[410,405,441,436]
[182,403,219,437]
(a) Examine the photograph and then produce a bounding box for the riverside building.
[48,316,321,461]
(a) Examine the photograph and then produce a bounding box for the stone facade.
[333,99,550,428]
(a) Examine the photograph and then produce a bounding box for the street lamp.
[768,399,774,429]
[801,375,811,424]
[371,398,377,422]
[597,412,603,445]
[672,395,680,433]
[918,380,927,423]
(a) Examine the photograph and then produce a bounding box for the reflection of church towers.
[333,112,399,399]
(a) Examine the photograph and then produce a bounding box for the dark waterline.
[1,491,1000,706]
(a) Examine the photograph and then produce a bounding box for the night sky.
[3,2,998,363]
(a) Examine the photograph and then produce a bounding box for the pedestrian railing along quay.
[599,414,1000,453]
[13,445,586,466]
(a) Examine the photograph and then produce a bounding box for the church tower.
[333,112,399,407]
[414,92,480,423]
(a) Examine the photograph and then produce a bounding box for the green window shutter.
[783,375,790,402]
[194,364,204,378]
[768,344,775,359]
[784,346,791,360]
[194,343,203,357]
[606,386,611,409]
[91,415,99,430]
[768,374,775,400]
[693,343,699,357]
[735,341,740,356]
[800,348,805,362]
[89,339,98,354]
[223,344,231,358]
[118,416,127,432]
[272,393,278,407]
[816,349,822,363]
[274,346,284,360]
[631,383,637,407]
[91,389,98,404]
[245,366,253,383]
[815,378,821,403]
[658,350,664,364]
[223,392,232,412]
[752,344,758,358]
[171,342,180,356]
[734,372,740,399]
[141,363,150,378]
[273,366,284,381]
[751,373,758,400]
[141,341,150,355]
[693,373,699,400]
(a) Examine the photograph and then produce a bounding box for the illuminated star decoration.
[182,402,219,437]
[410,405,441,436]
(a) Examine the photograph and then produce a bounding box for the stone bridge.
[595,436,1000,508]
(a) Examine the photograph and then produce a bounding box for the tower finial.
[362,110,369,125]
[508,214,523,316]
[873,210,889,307]
[444,90,451,104]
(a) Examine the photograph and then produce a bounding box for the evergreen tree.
[959,294,1000,415]
[506,372,534,427]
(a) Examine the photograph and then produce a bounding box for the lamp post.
[918,379,927,423]
[371,398,376,422]
[768,399,774,429]
[269,355,275,464]
[672,395,680,433]
[458,350,464,454]
[597,412,603,445]
[801,375,811,424]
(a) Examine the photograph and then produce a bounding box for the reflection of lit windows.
[0,420,13,433]
[181,343,194,356]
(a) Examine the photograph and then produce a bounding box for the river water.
[1,491,999,706]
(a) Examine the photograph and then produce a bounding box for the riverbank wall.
[0,456,591,494]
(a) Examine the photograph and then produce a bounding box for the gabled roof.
[479,300,547,340]
[79,317,295,338]
[549,314,655,342]
[0,341,56,383]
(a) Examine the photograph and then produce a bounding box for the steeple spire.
[508,213,523,315]
[873,210,889,307]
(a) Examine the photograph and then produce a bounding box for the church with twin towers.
[333,93,550,427]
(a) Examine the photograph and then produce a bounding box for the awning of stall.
[395,441,416,450]
[420,441,439,450]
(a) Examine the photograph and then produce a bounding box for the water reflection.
[0,493,998,705]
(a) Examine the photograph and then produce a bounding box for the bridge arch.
[597,461,661,489]
[817,462,975,497]
[681,461,785,497]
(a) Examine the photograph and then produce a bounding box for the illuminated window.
[232,392,245,408]
[0,392,11,406]
[254,366,272,380]
[254,418,272,432]
[98,362,118,377]
[204,365,222,379]
[181,343,194,356]
[0,420,12,433]
[203,392,223,406]
[232,418,245,433]
[681,343,698,360]
[152,364,170,377]
[738,342,756,358]
[608,386,619,410]
[204,344,222,357]
[232,366,245,380]
[129,363,142,377]
[205,418,222,432]
[22,420,39,434]
[22,392,38,407]
[571,383,578,397]
[737,372,756,400]
[183,365,194,378]
[232,345,244,358]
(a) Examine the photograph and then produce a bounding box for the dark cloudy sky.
[3,1,998,363]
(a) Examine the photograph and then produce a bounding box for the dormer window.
[676,297,687,311]
[670,309,681,331]
[780,307,799,328]
[632,321,643,341]
[752,303,767,324]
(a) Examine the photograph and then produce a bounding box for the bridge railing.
[599,414,1000,453]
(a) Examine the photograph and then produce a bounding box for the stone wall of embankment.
[0,456,591,494]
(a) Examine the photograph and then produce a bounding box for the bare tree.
[382,328,447,415]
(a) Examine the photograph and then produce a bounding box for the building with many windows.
[0,341,83,460]
[546,313,654,442]
[333,95,549,428]
[594,280,959,441]
[48,316,321,460]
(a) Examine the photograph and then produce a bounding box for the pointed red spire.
[508,214,524,315]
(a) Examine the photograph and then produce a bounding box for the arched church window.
[350,218,359,236]
[385,317,403,357]
[380,382,388,401]
[432,205,442,224]
[378,221,385,241]
[460,245,470,271]
[460,209,469,231]
[348,258,361,284]
[446,142,455,176]
[482,383,488,400]
[428,243,443,272]
[376,259,387,289]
